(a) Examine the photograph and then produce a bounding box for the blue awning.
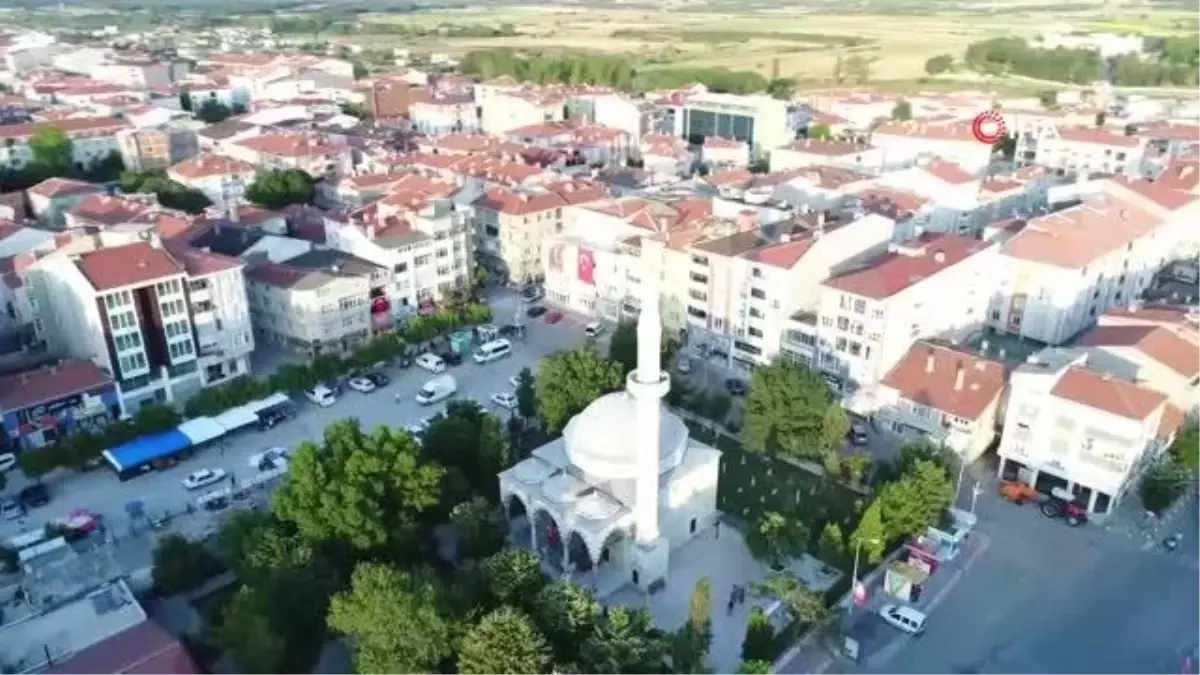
[102,429,193,472]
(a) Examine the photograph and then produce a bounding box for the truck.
[415,374,457,406]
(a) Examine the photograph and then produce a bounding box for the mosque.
[498,244,723,596]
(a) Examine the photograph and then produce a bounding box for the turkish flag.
[577,248,596,286]
[853,581,868,607]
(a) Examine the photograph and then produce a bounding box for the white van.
[473,339,513,364]
[415,375,457,405]
[304,384,336,407]
[879,604,927,635]
[415,352,446,373]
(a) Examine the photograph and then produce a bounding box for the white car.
[0,453,16,473]
[408,416,437,437]
[585,321,604,338]
[879,604,927,635]
[182,468,227,491]
[491,392,517,409]
[347,376,377,393]
[305,385,337,407]
[249,447,289,471]
[509,375,521,388]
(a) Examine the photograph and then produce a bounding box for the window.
[749,307,764,319]
[853,299,866,314]
[871,308,884,319]
[751,267,762,278]
[687,306,707,319]
[165,321,190,338]
[393,262,408,273]
[168,340,194,360]
[748,327,763,338]
[835,337,848,352]
[111,311,137,331]
[849,341,862,356]
[156,279,182,296]
[839,295,852,311]
[114,332,142,351]
[750,288,766,300]
[691,254,708,266]
[821,316,833,327]
[688,289,707,302]
[690,272,709,284]
[837,316,850,331]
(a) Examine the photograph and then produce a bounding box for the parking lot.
[1,290,590,545]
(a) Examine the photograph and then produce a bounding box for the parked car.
[509,375,522,388]
[249,447,289,471]
[676,358,692,374]
[415,353,446,373]
[526,306,548,318]
[347,376,377,393]
[499,324,525,338]
[545,310,564,324]
[366,372,390,387]
[491,392,518,409]
[323,378,346,397]
[1,498,21,521]
[305,385,337,407]
[408,415,440,437]
[879,604,927,635]
[585,321,604,338]
[0,452,15,473]
[19,484,49,508]
[725,378,748,396]
[182,468,227,491]
[522,286,544,302]
[440,351,463,367]
[848,422,869,446]
[257,404,294,430]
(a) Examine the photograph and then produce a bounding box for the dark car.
[397,353,413,369]
[366,372,390,387]
[440,351,464,367]
[499,324,525,338]
[526,305,548,318]
[19,483,49,508]
[848,422,869,446]
[725,378,748,396]
[324,379,345,396]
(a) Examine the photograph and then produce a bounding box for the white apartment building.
[1029,127,1148,176]
[27,237,252,412]
[640,134,692,176]
[874,340,1008,462]
[816,233,997,393]
[0,117,130,170]
[479,88,567,136]
[871,122,994,173]
[222,132,351,180]
[245,262,370,355]
[769,139,885,173]
[167,154,259,212]
[593,94,654,142]
[669,92,790,153]
[997,348,1178,515]
[987,181,1194,345]
[700,137,750,169]
[92,59,173,89]
[166,245,255,386]
[409,93,479,136]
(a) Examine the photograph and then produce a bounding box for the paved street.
[1,290,588,546]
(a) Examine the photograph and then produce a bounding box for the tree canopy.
[1168,423,1199,472]
[746,511,810,567]
[195,98,233,123]
[607,320,678,376]
[458,607,551,675]
[29,126,73,174]
[581,606,669,674]
[924,54,954,75]
[741,361,839,459]
[271,419,445,556]
[481,547,547,611]
[420,400,512,507]
[534,347,624,433]
[151,533,223,595]
[516,366,537,420]
[120,170,213,213]
[536,580,603,662]
[245,169,316,209]
[450,497,508,561]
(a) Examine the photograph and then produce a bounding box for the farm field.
[343,6,1195,87]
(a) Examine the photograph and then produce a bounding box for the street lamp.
[848,536,881,615]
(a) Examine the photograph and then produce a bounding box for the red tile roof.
[1051,366,1166,421]
[0,116,129,141]
[874,122,978,143]
[881,341,1007,420]
[164,243,242,277]
[920,158,974,184]
[1056,127,1143,148]
[1076,324,1199,379]
[27,177,102,199]
[76,241,184,291]
[245,262,312,288]
[67,195,152,227]
[237,132,344,158]
[0,359,113,412]
[473,180,608,216]
[169,153,257,180]
[824,233,990,299]
[1109,175,1198,211]
[782,139,867,156]
[1001,194,1162,269]
[45,620,201,675]
[1154,159,1200,193]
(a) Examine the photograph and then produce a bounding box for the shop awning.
[103,429,192,472]
[177,417,226,446]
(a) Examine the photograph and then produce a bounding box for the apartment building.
[700,137,750,169]
[997,349,1180,514]
[987,182,1192,346]
[167,154,259,212]
[816,233,997,392]
[223,132,351,180]
[874,340,1008,462]
[27,177,105,228]
[409,92,478,135]
[480,88,567,136]
[870,122,993,173]
[770,139,884,173]
[196,119,260,153]
[667,92,790,153]
[0,116,130,170]
[473,180,609,284]
[323,178,474,313]
[1029,127,1148,176]
[28,237,251,411]
[359,77,414,121]
[640,134,692,176]
[244,261,370,355]
[116,126,199,173]
[166,244,255,386]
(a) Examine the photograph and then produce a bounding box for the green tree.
[875,437,951,485]
[739,659,774,674]
[536,581,603,662]
[216,585,287,673]
[807,122,832,140]
[420,399,512,505]
[850,501,886,564]
[746,511,810,567]
[607,320,677,376]
[271,419,445,556]
[844,54,873,84]
[134,402,181,434]
[822,404,849,454]
[352,60,369,79]
[891,100,913,121]
[924,54,954,75]
[766,77,796,101]
[816,521,847,568]
[458,606,551,675]
[327,562,456,674]
[1140,461,1190,513]
[450,497,508,561]
[516,366,537,420]
[581,606,669,674]
[29,126,73,174]
[535,347,624,433]
[742,360,835,459]
[151,533,222,595]
[672,577,712,673]
[752,572,827,626]
[179,89,192,111]
[845,450,872,485]
[18,446,62,480]
[245,169,316,209]
[1167,423,1199,472]
[196,98,233,124]
[481,547,546,610]
[740,608,777,663]
[875,458,952,543]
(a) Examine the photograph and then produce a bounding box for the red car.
[545,310,564,324]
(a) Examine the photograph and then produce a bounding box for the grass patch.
[611,28,870,47]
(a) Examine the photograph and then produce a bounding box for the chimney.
[954,362,965,391]
[925,348,935,374]
[367,223,377,240]
[780,231,791,243]
[149,232,162,249]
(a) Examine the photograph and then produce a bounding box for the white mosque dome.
[562,391,688,480]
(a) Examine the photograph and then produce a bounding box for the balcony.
[189,286,212,304]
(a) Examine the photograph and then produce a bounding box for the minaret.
[625,237,671,589]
